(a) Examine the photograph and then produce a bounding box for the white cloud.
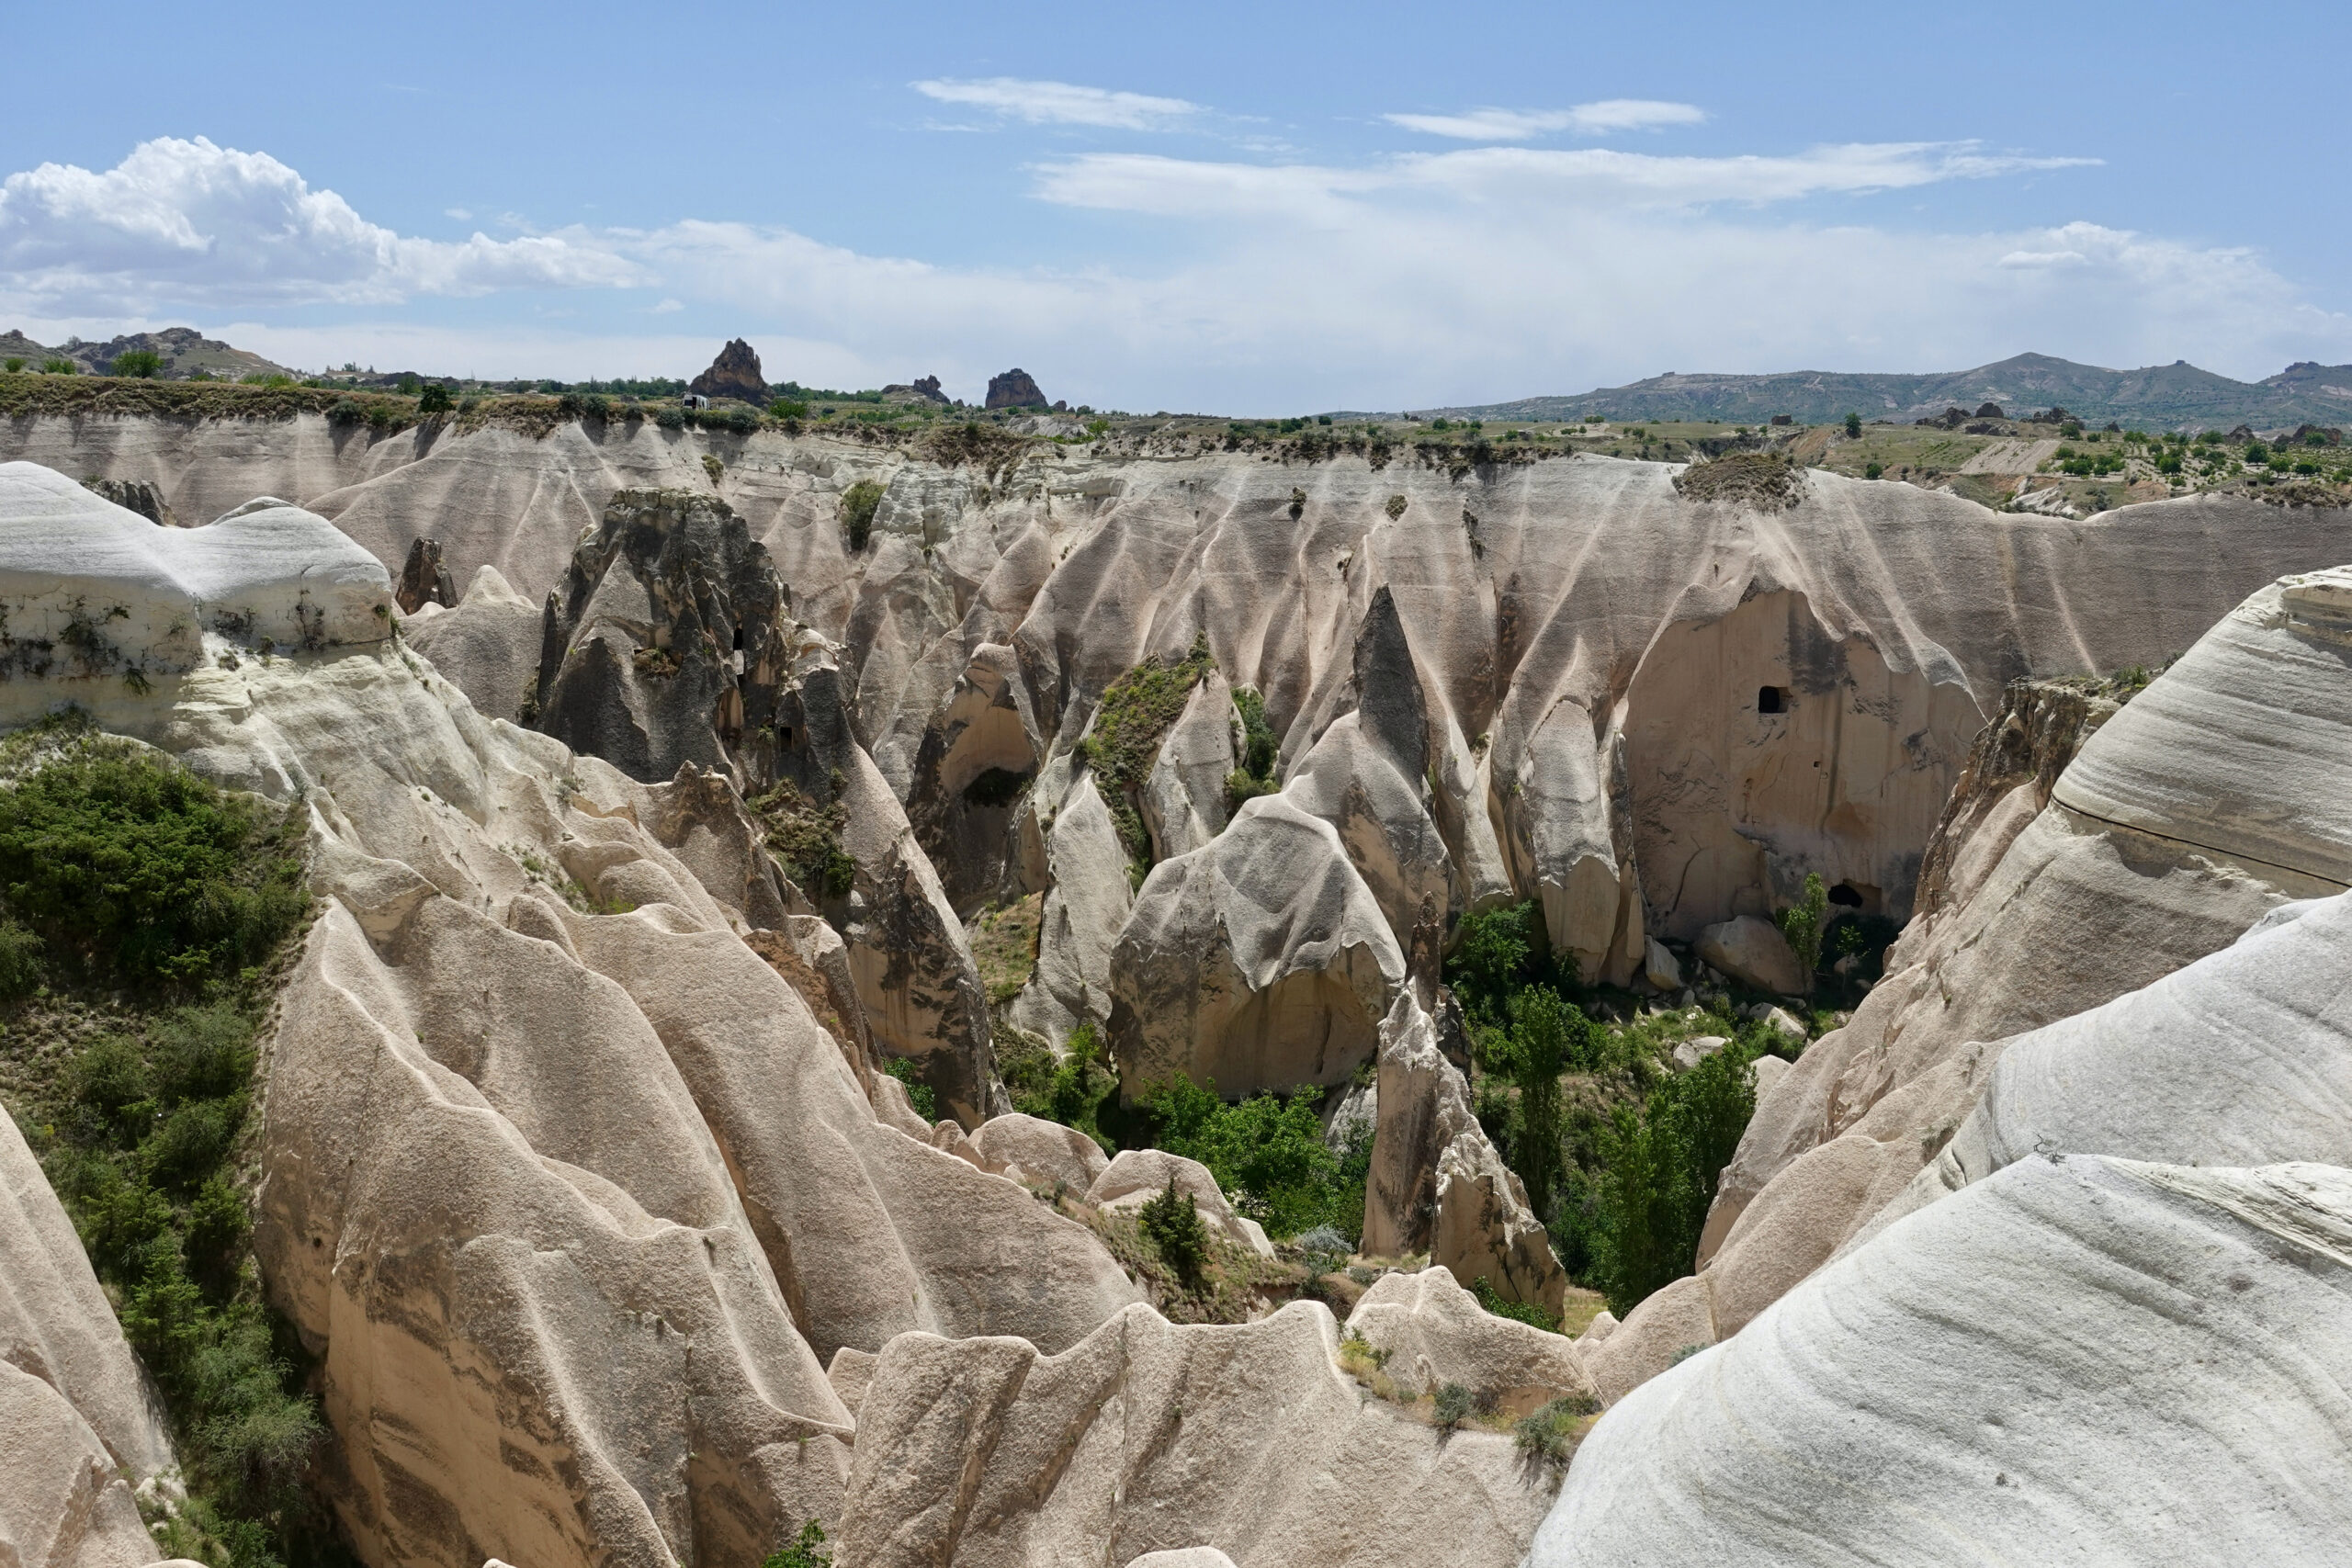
[1385,99,1707,141]
[910,77,1201,130]
[2,136,2340,412]
[0,137,641,311]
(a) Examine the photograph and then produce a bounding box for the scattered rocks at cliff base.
[985,367,1047,409]
[689,338,770,404]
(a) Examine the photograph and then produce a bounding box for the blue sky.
[4,0,2346,412]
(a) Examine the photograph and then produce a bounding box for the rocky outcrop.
[1109,795,1404,1099]
[688,338,769,405]
[400,565,540,722]
[1346,1267,1594,1409]
[395,536,457,614]
[971,1111,1108,1192]
[80,475,176,526]
[984,368,1046,409]
[1694,915,1803,995]
[1688,564,2352,1356]
[837,1301,1559,1568]
[1537,1158,2352,1565]
[1362,994,1566,1314]
[1085,1148,1273,1258]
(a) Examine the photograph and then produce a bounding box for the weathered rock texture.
[0,462,1140,1568]
[395,536,457,614]
[1679,565,2352,1382]
[1537,1159,2352,1566]
[838,1302,1559,1568]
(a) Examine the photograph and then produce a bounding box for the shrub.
[1232,687,1278,778]
[762,1520,831,1568]
[840,479,885,551]
[1775,873,1828,987]
[1843,412,1862,438]
[770,398,810,420]
[1445,900,1573,1028]
[40,357,78,375]
[2,356,22,373]
[653,403,686,430]
[1432,1382,1476,1429]
[1471,1273,1559,1333]
[325,397,365,426]
[1008,1021,1118,1149]
[751,780,855,897]
[1864,462,1883,479]
[1079,637,1217,866]
[1585,1045,1758,1315]
[0,918,41,998]
[416,382,454,414]
[0,738,307,987]
[1138,1175,1209,1284]
[882,1057,937,1122]
[1514,1393,1600,1468]
[111,349,163,378]
[1141,1075,1361,1240]
[1477,986,1589,1218]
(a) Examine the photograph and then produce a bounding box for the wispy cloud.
[1385,99,1708,141]
[910,77,1201,130]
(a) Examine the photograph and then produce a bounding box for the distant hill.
[0,326,295,381]
[1374,353,2352,431]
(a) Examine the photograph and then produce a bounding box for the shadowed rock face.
[985,367,1046,409]
[689,338,768,404]
[395,535,457,613]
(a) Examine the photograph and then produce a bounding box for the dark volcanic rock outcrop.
[690,338,770,404]
[396,536,458,613]
[985,368,1047,409]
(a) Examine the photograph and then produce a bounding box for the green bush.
[1078,636,1216,867]
[1774,873,1828,989]
[416,382,454,414]
[325,397,364,426]
[840,479,885,551]
[40,357,77,375]
[112,350,163,378]
[1432,1382,1475,1429]
[0,737,307,987]
[2,356,23,373]
[770,398,810,420]
[1223,687,1281,814]
[0,918,42,998]
[1476,986,1589,1218]
[1843,412,1862,438]
[1008,1021,1118,1150]
[1444,900,1571,1028]
[762,1520,831,1568]
[1864,462,1883,480]
[1471,1273,1558,1332]
[1514,1393,1600,1468]
[1137,1175,1209,1284]
[882,1057,937,1122]
[751,780,855,897]
[1584,1044,1758,1315]
[1141,1075,1363,1240]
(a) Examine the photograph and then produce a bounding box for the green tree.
[762,1520,831,1568]
[1844,412,1862,438]
[1138,1175,1209,1284]
[416,382,454,414]
[1586,1045,1758,1314]
[1444,900,1559,1027]
[1775,873,1829,989]
[839,479,885,551]
[112,349,163,378]
[1478,986,1589,1220]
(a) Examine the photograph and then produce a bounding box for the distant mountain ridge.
[1380,353,2352,431]
[0,327,294,381]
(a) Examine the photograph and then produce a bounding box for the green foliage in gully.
[0,716,323,1566]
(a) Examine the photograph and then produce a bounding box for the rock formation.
[985,367,1047,409]
[1539,1157,2352,1565]
[688,338,769,404]
[395,536,457,614]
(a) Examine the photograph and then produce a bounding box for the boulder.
[838,1301,1558,1568]
[689,338,769,404]
[985,367,1047,409]
[1696,916,1804,996]
[1126,1551,1239,1568]
[1754,1005,1806,1043]
[1087,1148,1273,1257]
[1643,938,1681,991]
[1345,1267,1595,1409]
[972,1112,1110,1193]
[1670,1035,1729,1071]
[1537,1159,2352,1565]
[1577,1272,1715,1406]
